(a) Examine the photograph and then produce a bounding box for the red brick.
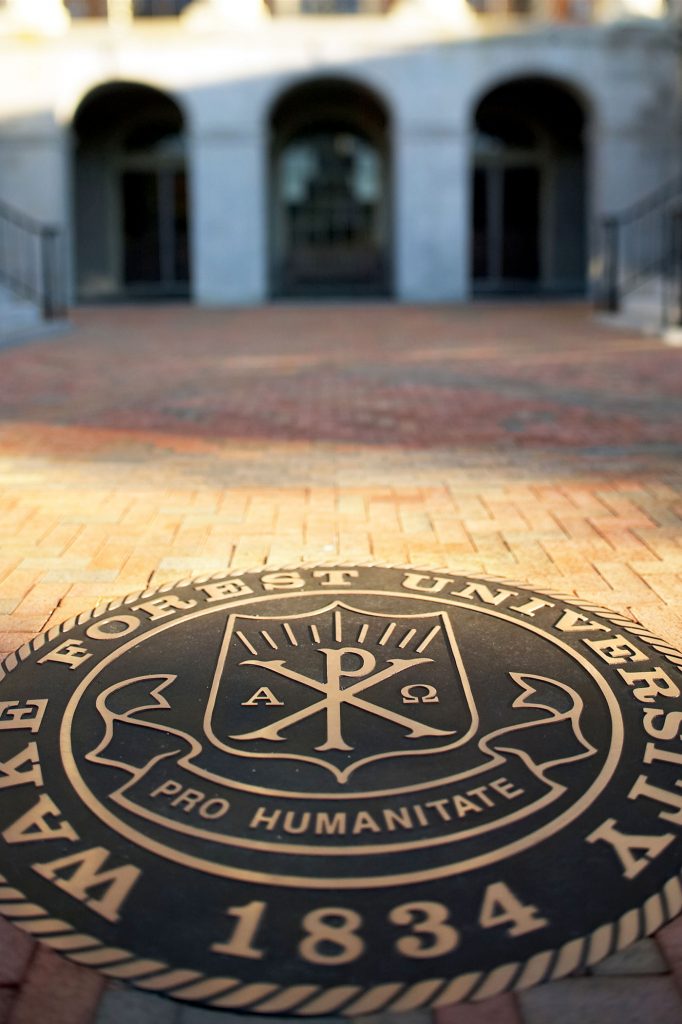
[434,993,522,1024]
[0,989,17,1024]
[0,919,34,986]
[657,915,682,996]
[0,302,679,1024]
[7,947,104,1024]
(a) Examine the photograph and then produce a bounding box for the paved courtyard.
[0,301,681,1024]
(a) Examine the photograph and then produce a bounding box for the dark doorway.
[472,78,586,295]
[73,83,190,301]
[270,79,391,298]
[121,170,189,291]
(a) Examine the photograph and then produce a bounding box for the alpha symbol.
[241,688,283,707]
[229,646,455,752]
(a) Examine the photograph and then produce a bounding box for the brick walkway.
[0,302,681,1024]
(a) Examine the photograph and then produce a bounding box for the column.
[185,0,268,28]
[106,0,133,26]
[392,0,474,28]
[394,121,471,302]
[189,129,267,306]
[8,0,68,33]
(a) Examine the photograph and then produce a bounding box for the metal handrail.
[607,175,682,228]
[598,175,682,328]
[65,0,192,16]
[0,200,66,320]
[131,0,193,14]
[63,0,107,15]
[0,199,50,236]
[266,0,392,14]
[466,0,594,16]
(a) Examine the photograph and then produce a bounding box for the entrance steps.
[597,277,682,345]
[0,284,67,346]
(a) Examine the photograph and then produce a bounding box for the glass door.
[275,130,387,296]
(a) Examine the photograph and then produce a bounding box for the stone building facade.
[0,0,679,306]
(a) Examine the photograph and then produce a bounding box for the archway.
[270,78,391,298]
[73,82,190,301]
[472,77,586,295]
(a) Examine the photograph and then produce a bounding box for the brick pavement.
[0,301,681,1023]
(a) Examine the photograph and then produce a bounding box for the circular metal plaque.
[1,565,682,1015]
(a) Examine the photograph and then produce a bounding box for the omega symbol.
[401,684,439,704]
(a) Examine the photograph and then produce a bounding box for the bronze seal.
[0,565,681,1014]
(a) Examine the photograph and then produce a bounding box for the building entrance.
[73,83,190,301]
[472,78,586,295]
[270,79,391,297]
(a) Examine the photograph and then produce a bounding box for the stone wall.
[0,6,678,304]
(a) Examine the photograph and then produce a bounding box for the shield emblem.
[203,601,479,784]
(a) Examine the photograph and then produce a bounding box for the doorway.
[472,78,586,295]
[73,82,190,301]
[270,79,391,297]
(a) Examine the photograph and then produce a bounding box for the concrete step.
[0,284,42,339]
[0,284,68,346]
[596,277,682,345]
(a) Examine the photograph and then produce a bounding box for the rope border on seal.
[0,561,681,1015]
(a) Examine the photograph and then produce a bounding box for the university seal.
[1,565,682,1014]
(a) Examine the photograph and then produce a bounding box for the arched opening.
[73,82,190,301]
[270,78,391,298]
[472,77,586,295]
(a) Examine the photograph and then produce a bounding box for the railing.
[63,0,595,18]
[65,0,192,16]
[0,200,66,320]
[466,0,594,16]
[666,211,682,329]
[64,0,108,14]
[599,175,682,328]
[466,0,532,12]
[266,0,393,14]
[131,0,193,14]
